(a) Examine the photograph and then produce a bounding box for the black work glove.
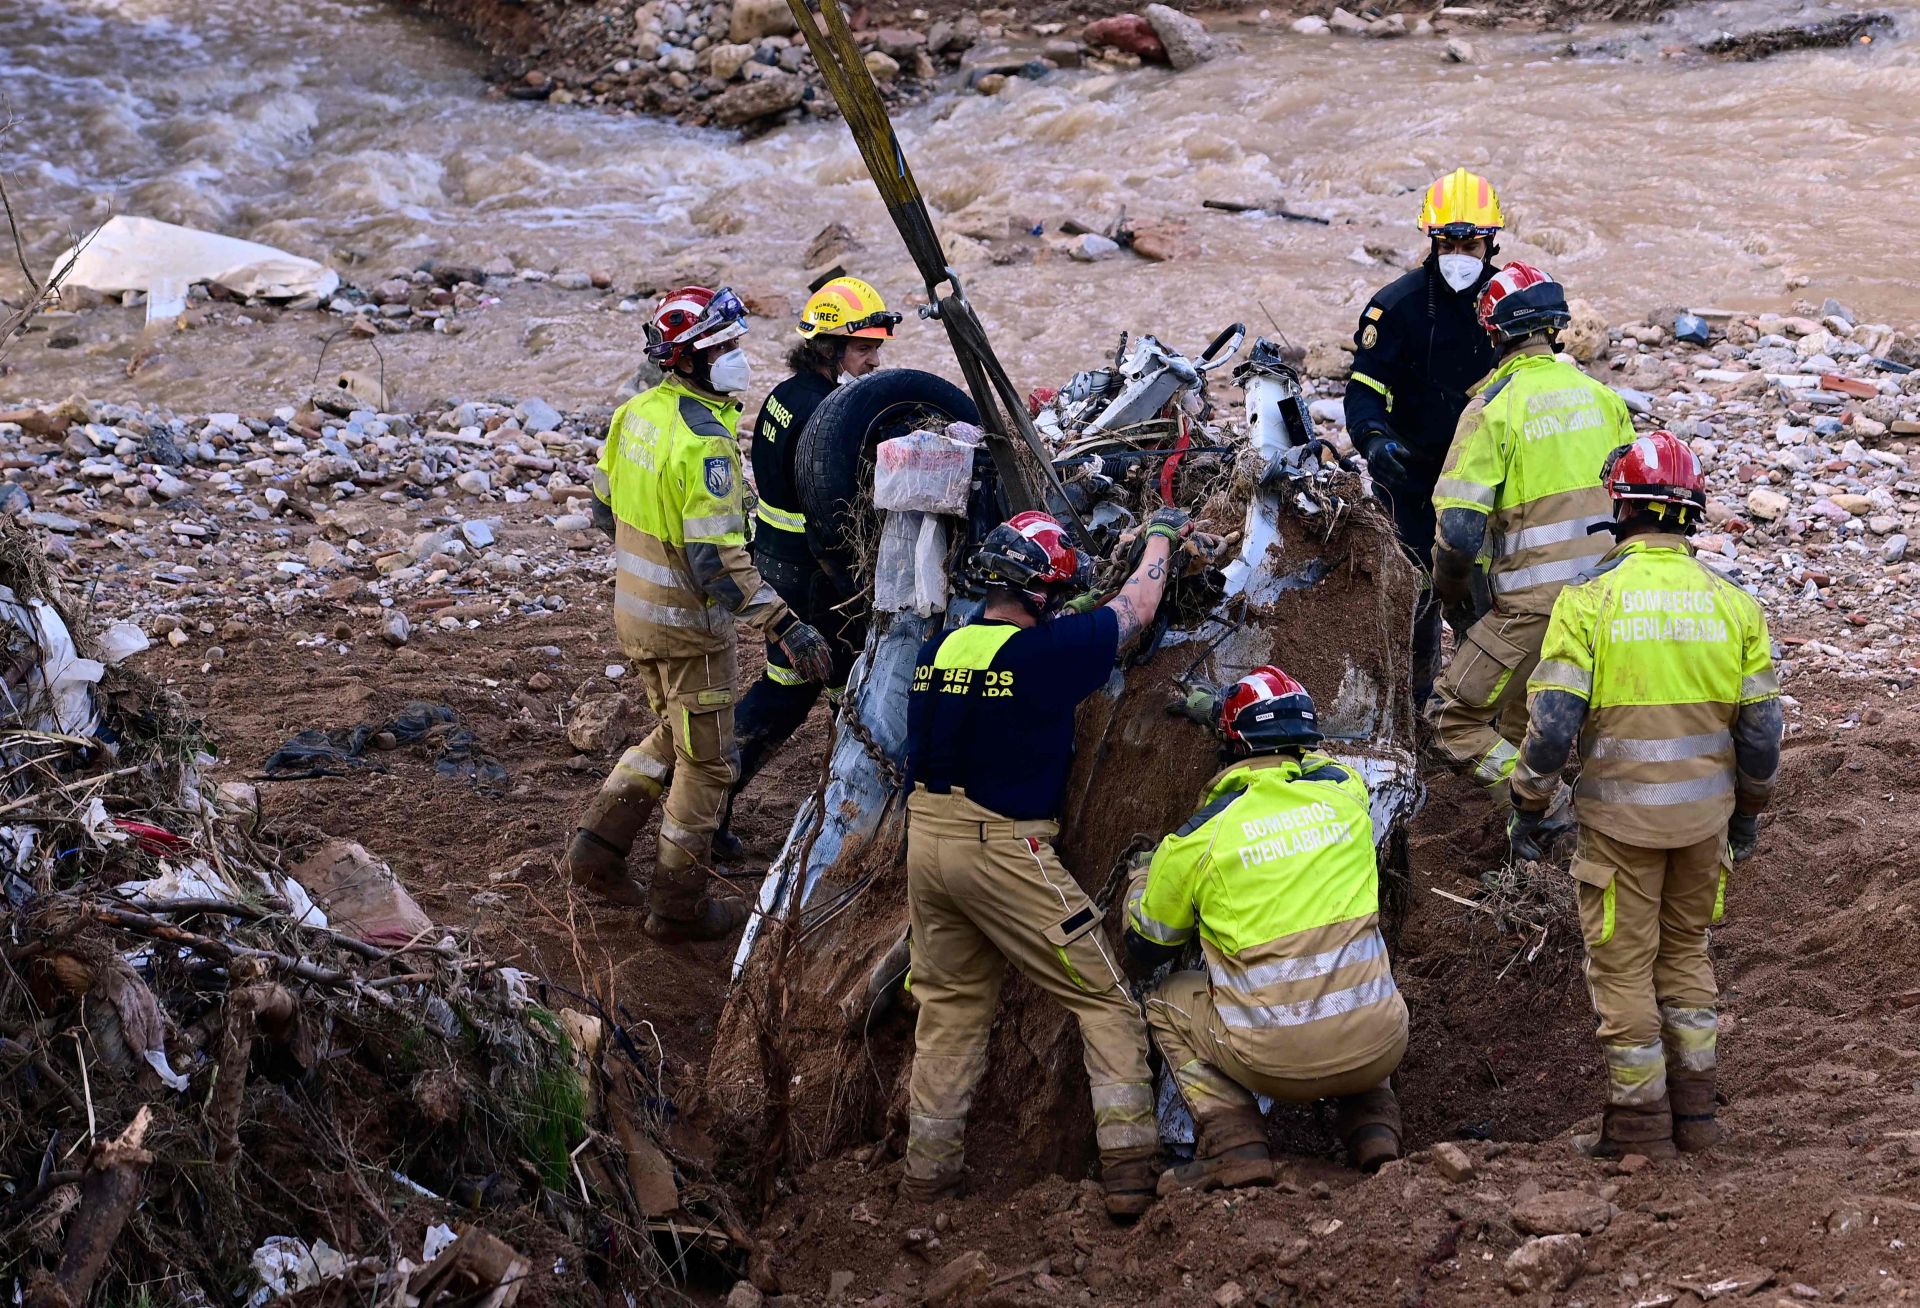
[1728,811,1760,863]
[1444,597,1485,640]
[775,618,835,684]
[590,497,616,540]
[1362,432,1411,485]
[1507,801,1553,863]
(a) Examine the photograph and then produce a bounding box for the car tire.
[794,368,979,583]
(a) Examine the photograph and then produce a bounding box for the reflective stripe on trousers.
[1659,1005,1718,1073]
[1603,1041,1669,1106]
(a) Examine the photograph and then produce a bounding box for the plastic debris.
[56,215,341,300]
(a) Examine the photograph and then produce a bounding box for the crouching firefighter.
[900,509,1188,1220]
[715,276,899,857]
[1508,431,1782,1158]
[1134,667,1410,1189]
[1426,262,1634,842]
[565,285,836,942]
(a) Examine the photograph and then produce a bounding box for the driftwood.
[1203,198,1332,226]
[24,1106,154,1308]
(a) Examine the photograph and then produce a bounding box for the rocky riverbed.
[6,295,1917,699]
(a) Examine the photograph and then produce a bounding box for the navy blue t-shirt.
[904,608,1121,822]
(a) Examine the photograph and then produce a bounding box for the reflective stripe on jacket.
[1527,534,1779,848]
[594,377,791,658]
[1127,752,1405,1079]
[1432,344,1634,615]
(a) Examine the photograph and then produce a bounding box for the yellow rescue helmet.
[1416,167,1504,238]
[797,276,901,339]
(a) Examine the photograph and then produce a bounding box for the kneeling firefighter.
[1509,431,1782,1157]
[715,276,899,856]
[565,286,836,941]
[1132,668,1410,1188]
[900,509,1188,1220]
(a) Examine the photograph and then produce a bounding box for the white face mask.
[707,348,753,394]
[837,370,857,386]
[1438,253,1484,293]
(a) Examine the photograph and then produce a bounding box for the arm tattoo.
[1147,559,1165,581]
[1110,588,1145,645]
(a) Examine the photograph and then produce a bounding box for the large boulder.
[710,71,805,127]
[729,0,796,43]
[1560,297,1611,363]
[1143,4,1216,69]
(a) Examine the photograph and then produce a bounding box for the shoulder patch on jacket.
[703,456,733,498]
[1174,783,1247,838]
[677,395,731,441]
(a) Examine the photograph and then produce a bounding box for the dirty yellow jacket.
[1127,753,1405,1079]
[593,377,791,659]
[1432,344,1635,616]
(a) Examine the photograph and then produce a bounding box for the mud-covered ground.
[130,471,1920,1304]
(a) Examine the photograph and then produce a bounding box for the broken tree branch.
[24,1105,154,1308]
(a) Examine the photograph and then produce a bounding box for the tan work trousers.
[903,789,1156,1184]
[1425,608,1550,793]
[1574,825,1725,1101]
[1145,971,1407,1121]
[597,645,739,919]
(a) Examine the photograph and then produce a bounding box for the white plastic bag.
[872,511,918,614]
[872,511,950,617]
[873,429,975,514]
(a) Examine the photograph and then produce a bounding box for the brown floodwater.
[3,0,1917,411]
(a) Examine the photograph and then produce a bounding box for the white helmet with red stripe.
[1219,665,1321,753]
[1601,430,1707,524]
[646,285,749,368]
[969,510,1093,615]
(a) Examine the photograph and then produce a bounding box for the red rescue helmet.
[646,285,749,368]
[970,510,1092,615]
[1219,665,1322,754]
[1601,430,1707,524]
[1476,261,1570,345]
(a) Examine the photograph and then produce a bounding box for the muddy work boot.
[643,895,749,943]
[1101,1149,1162,1221]
[1159,1103,1275,1194]
[709,825,745,864]
[1668,1073,1722,1153]
[1335,1082,1404,1174]
[564,781,659,905]
[897,1167,965,1204]
[1157,1144,1275,1195]
[1577,1098,1679,1161]
[563,828,646,905]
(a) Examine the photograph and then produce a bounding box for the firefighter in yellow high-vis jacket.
[1131,666,1408,1192]
[564,286,834,943]
[1509,431,1782,1158]
[1424,262,1634,840]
